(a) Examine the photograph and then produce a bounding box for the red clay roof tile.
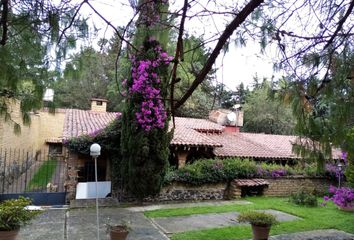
[63,109,120,139]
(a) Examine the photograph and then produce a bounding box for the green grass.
[144,197,354,240]
[27,159,57,191]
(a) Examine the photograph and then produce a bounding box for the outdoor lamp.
[90,143,101,240]
[90,143,101,157]
[337,162,343,171]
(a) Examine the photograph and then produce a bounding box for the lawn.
[27,159,57,191]
[144,197,354,240]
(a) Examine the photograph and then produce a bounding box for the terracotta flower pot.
[251,224,271,240]
[0,229,19,240]
[110,225,129,240]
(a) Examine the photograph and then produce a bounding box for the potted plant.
[107,223,130,240]
[0,197,41,240]
[237,211,278,240]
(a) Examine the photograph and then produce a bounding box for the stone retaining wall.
[158,177,335,201]
[156,182,228,201]
[263,176,333,197]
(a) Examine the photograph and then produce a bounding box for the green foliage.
[289,190,318,207]
[66,118,122,187]
[173,36,216,118]
[243,80,296,135]
[164,158,336,185]
[121,1,172,200]
[0,197,41,231]
[344,127,354,187]
[165,158,257,185]
[280,51,354,175]
[0,1,88,131]
[237,211,278,227]
[53,47,116,109]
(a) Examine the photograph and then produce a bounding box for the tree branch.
[57,0,86,44]
[174,0,264,109]
[85,0,138,52]
[323,0,354,50]
[0,0,9,46]
[170,0,188,126]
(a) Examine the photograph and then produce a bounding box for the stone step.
[70,197,120,208]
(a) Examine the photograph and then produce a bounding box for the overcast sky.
[78,0,282,90]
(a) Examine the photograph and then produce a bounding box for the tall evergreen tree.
[120,0,172,199]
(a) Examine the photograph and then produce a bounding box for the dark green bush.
[164,158,257,185]
[289,190,318,207]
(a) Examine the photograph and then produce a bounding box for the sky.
[77,0,282,90]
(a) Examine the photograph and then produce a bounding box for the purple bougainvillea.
[256,167,288,178]
[128,41,173,131]
[271,169,287,178]
[322,185,354,208]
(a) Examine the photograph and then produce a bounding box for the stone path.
[152,210,300,234]
[17,201,354,240]
[127,200,252,212]
[19,209,66,240]
[67,207,168,240]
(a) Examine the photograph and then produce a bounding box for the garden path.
[151,209,300,234]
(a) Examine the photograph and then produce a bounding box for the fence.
[0,149,67,204]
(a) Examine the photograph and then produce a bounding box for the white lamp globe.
[90,143,101,157]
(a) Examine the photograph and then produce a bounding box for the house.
[0,98,341,201]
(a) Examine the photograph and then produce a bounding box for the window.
[96,101,103,106]
[49,144,63,155]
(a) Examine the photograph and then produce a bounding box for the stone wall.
[263,176,333,197]
[154,177,334,202]
[228,176,334,199]
[154,182,228,201]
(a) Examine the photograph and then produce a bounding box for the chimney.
[209,109,244,132]
[90,98,108,112]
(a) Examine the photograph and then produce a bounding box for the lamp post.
[90,143,101,240]
[337,162,343,189]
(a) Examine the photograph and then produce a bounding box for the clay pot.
[110,225,129,240]
[0,229,19,240]
[251,225,271,240]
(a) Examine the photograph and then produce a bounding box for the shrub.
[322,186,354,208]
[164,158,259,185]
[0,197,41,231]
[164,158,304,185]
[289,190,318,207]
[237,211,278,227]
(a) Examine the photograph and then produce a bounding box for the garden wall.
[155,182,228,201]
[263,176,333,197]
[156,176,335,201]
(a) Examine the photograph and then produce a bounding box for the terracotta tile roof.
[174,117,224,133]
[169,117,223,147]
[210,132,299,159]
[233,179,269,187]
[170,126,222,147]
[63,109,120,139]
